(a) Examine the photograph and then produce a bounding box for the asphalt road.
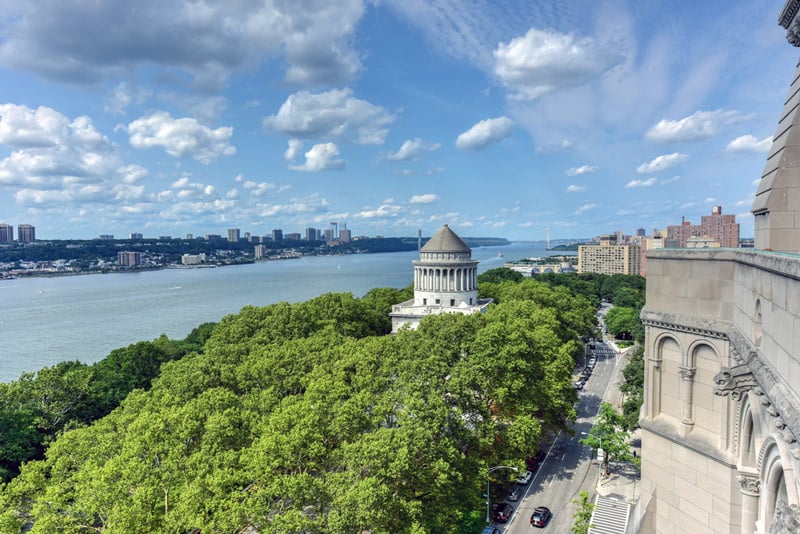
[495,326,622,532]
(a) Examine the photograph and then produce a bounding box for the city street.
[494,335,623,533]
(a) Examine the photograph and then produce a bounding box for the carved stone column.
[738,471,760,533]
[680,367,696,431]
[645,351,661,419]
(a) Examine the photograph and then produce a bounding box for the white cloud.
[626,178,657,188]
[289,142,345,172]
[575,203,597,215]
[566,185,586,193]
[0,104,119,189]
[455,116,514,150]
[386,138,441,161]
[127,112,235,164]
[285,139,303,161]
[536,139,574,154]
[726,134,772,154]
[645,110,744,142]
[258,193,329,217]
[243,181,279,197]
[636,153,688,173]
[264,88,394,145]
[356,203,403,219]
[566,165,597,176]
[0,103,69,148]
[410,194,438,204]
[0,0,365,88]
[493,28,622,100]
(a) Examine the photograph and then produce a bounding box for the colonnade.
[414,266,477,292]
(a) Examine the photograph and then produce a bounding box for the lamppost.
[486,465,518,523]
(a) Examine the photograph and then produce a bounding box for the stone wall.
[639,249,800,533]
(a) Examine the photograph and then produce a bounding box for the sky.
[0,0,797,241]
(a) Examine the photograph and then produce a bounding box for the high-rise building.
[329,222,338,240]
[227,228,240,242]
[700,205,739,247]
[0,223,12,242]
[666,217,698,248]
[323,229,333,241]
[254,245,265,259]
[305,227,320,241]
[272,229,283,242]
[99,234,114,240]
[17,224,35,243]
[285,232,301,241]
[129,233,143,240]
[117,251,142,267]
[578,235,641,275]
[338,229,351,243]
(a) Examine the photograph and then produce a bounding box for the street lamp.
[486,465,518,523]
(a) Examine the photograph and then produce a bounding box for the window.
[435,299,440,304]
[450,299,455,306]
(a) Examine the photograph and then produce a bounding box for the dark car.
[480,527,499,534]
[530,506,552,527]
[492,502,514,523]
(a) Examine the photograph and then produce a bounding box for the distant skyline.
[0,1,795,240]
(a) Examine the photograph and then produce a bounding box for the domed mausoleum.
[390,225,492,332]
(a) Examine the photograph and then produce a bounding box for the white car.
[515,470,533,485]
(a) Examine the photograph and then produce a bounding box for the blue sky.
[0,0,796,240]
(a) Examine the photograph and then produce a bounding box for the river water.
[0,242,570,382]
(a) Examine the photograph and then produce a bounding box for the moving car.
[530,506,552,527]
[491,502,514,522]
[515,470,533,485]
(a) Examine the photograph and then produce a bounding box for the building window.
[423,298,427,305]
[450,299,455,306]
[435,299,440,304]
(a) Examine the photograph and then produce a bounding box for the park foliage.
[0,270,644,533]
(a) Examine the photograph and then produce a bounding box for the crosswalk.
[588,494,630,534]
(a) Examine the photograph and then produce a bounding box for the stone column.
[645,351,661,419]
[680,367,696,432]
[737,471,760,533]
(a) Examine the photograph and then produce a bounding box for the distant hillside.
[461,237,510,247]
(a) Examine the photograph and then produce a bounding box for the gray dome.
[420,225,471,253]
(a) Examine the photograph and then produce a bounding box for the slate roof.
[420,225,471,253]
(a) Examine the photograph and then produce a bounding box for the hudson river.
[0,242,571,382]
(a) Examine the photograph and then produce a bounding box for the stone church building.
[637,2,800,532]
[390,224,492,333]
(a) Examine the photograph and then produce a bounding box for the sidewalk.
[595,340,640,505]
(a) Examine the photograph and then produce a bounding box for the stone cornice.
[640,310,728,339]
[646,248,800,281]
[780,0,800,28]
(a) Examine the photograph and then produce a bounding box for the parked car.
[573,380,584,390]
[492,502,514,523]
[507,486,521,501]
[530,506,552,527]
[480,527,500,534]
[515,470,533,485]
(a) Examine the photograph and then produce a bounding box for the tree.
[579,402,634,476]
[477,267,523,284]
[570,490,595,534]
[604,306,642,341]
[620,347,645,430]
